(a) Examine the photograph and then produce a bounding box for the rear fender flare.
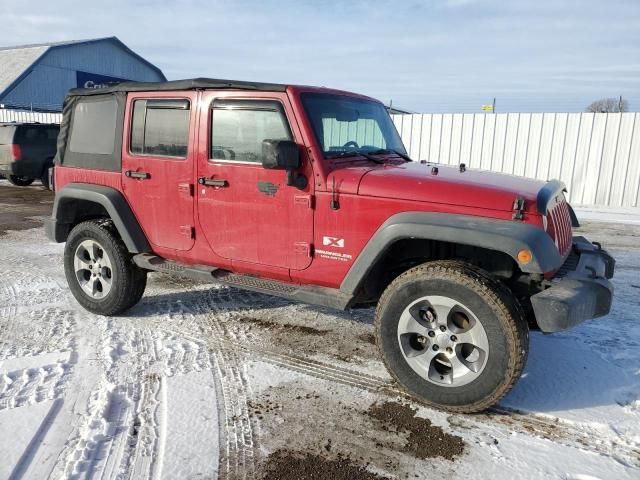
[50,183,151,253]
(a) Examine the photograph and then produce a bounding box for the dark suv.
[0,122,59,189]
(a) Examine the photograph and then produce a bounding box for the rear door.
[122,93,197,252]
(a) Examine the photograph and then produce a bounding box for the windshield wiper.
[368,149,413,162]
[326,151,384,164]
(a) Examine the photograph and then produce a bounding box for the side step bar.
[133,253,353,310]
[133,253,218,282]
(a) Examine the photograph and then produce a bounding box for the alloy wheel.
[397,295,489,387]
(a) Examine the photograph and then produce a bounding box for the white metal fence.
[0,109,62,124]
[392,113,640,207]
[1,108,638,207]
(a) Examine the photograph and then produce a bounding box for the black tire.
[375,260,529,413]
[8,175,34,186]
[40,169,51,190]
[64,219,147,315]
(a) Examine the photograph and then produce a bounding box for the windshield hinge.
[512,197,526,221]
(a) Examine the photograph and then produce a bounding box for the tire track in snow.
[0,268,65,312]
[142,292,258,479]
[0,308,75,361]
[0,360,72,410]
[0,272,18,320]
[0,308,76,413]
[52,322,213,480]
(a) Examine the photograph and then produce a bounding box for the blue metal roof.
[0,37,166,109]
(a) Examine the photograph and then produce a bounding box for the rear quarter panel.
[54,166,122,191]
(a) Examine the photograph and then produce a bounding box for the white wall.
[392,113,640,207]
[3,109,639,207]
[0,109,62,124]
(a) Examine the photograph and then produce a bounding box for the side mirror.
[262,139,301,170]
[262,139,307,190]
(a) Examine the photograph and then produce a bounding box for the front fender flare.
[47,183,151,253]
[340,212,561,295]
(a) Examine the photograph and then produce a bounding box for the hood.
[357,162,546,212]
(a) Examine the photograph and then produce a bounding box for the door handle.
[198,177,228,187]
[125,170,150,179]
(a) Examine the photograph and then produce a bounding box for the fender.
[340,212,562,295]
[45,183,151,253]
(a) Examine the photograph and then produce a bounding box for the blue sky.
[2,0,639,112]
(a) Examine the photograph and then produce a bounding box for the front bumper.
[531,236,615,333]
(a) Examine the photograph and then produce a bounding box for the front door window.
[210,100,292,162]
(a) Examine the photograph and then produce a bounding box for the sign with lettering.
[76,71,129,89]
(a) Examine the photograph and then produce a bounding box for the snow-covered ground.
[0,202,639,478]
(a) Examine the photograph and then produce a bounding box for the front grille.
[546,195,573,257]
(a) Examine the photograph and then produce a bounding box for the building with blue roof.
[0,37,166,112]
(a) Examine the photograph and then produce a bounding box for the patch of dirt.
[359,332,376,345]
[227,309,380,365]
[367,402,465,461]
[260,449,388,480]
[0,182,53,236]
[248,397,283,420]
[238,316,328,336]
[147,272,202,289]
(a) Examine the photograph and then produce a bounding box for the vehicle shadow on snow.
[501,331,636,413]
[129,284,375,326]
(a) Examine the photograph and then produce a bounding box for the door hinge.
[294,194,315,209]
[294,242,313,257]
[180,225,195,238]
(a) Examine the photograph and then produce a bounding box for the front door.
[196,92,314,270]
[122,93,197,252]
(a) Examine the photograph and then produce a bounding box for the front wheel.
[64,220,147,315]
[375,260,528,413]
[8,175,34,186]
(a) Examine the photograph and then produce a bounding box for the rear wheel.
[8,175,34,186]
[375,260,528,413]
[64,220,147,315]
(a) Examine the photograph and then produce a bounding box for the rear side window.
[16,126,59,144]
[46,127,59,141]
[130,99,190,158]
[68,99,118,154]
[210,100,292,163]
[22,128,40,142]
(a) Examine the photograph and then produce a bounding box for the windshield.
[301,93,406,158]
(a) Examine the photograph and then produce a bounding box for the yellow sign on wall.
[481,104,494,111]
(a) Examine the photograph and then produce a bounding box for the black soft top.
[56,78,288,172]
[68,77,288,97]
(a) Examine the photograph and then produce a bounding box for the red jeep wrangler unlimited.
[45,79,614,412]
